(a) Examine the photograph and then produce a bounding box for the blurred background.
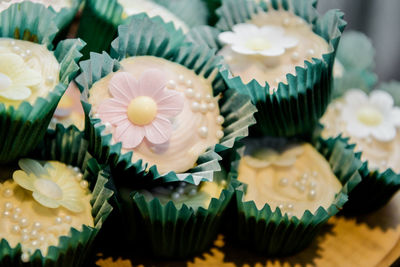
[318,0,400,82]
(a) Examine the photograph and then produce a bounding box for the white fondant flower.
[0,53,41,101]
[341,89,400,142]
[243,146,303,168]
[218,23,298,57]
[13,159,87,213]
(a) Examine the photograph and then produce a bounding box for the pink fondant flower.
[98,69,184,149]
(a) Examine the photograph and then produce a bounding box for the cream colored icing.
[237,143,342,218]
[0,38,60,107]
[140,180,226,211]
[88,56,223,174]
[118,0,189,33]
[218,10,329,92]
[321,100,400,172]
[0,164,93,257]
[0,0,72,12]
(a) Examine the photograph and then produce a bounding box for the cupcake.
[0,2,84,163]
[76,14,256,185]
[228,135,361,255]
[0,0,82,43]
[117,171,237,257]
[0,125,115,266]
[333,31,377,98]
[321,88,400,213]
[187,0,346,137]
[77,0,208,59]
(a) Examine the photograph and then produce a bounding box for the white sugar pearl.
[12,213,19,222]
[312,171,318,177]
[286,212,292,217]
[298,185,305,193]
[195,92,202,101]
[19,218,29,228]
[216,130,224,139]
[25,49,31,56]
[287,204,294,210]
[279,177,289,187]
[204,94,212,102]
[186,80,193,87]
[167,80,176,89]
[3,188,13,198]
[65,216,72,223]
[216,116,224,125]
[291,52,299,62]
[308,190,317,200]
[21,234,30,242]
[4,202,13,210]
[10,40,16,46]
[21,252,30,262]
[76,173,83,181]
[11,225,20,234]
[31,240,39,247]
[46,76,55,85]
[189,188,197,196]
[278,204,284,209]
[307,49,315,57]
[198,127,208,138]
[21,228,29,235]
[20,52,26,59]
[178,75,185,82]
[2,210,10,218]
[171,192,180,200]
[31,230,38,238]
[200,103,208,114]
[191,102,200,112]
[309,181,317,188]
[38,235,45,242]
[55,217,63,224]
[12,46,20,52]
[185,88,195,98]
[80,180,88,189]
[73,167,80,173]
[283,18,291,26]
[14,207,21,214]
[177,187,185,194]
[208,103,216,111]
[33,222,41,229]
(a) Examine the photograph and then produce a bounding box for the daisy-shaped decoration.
[243,146,304,168]
[218,23,298,57]
[12,159,87,213]
[341,89,400,142]
[0,53,41,101]
[97,69,184,149]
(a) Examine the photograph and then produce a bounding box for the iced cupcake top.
[218,9,329,92]
[0,159,93,262]
[118,0,189,33]
[321,89,400,172]
[88,56,224,174]
[237,141,342,218]
[0,0,72,12]
[0,38,60,107]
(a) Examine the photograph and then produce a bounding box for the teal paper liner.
[0,125,115,266]
[201,0,347,137]
[75,14,256,185]
[51,0,83,44]
[0,2,85,163]
[228,135,361,255]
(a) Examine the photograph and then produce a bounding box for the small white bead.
[73,167,80,173]
[31,240,39,247]
[204,94,212,103]
[12,46,20,52]
[291,52,300,62]
[307,49,315,57]
[302,173,309,180]
[4,202,13,210]
[20,52,26,59]
[216,130,224,139]
[312,171,318,177]
[55,217,63,224]
[278,204,284,209]
[279,177,289,187]
[198,126,208,138]
[171,192,180,200]
[2,210,10,218]
[64,215,72,223]
[167,80,176,89]
[38,235,45,242]
[189,188,197,196]
[14,207,21,214]
[286,212,292,217]
[21,252,30,262]
[195,92,202,101]
[185,88,195,98]
[11,225,20,234]
[298,185,305,193]
[12,213,19,222]
[75,173,83,181]
[180,182,187,188]
[21,234,30,242]
[80,180,88,189]
[283,17,291,26]
[178,75,185,82]
[191,102,200,112]
[21,228,29,235]
[293,181,300,188]
[33,222,41,229]
[19,218,29,228]
[186,80,193,87]
[208,103,216,111]
[308,190,317,200]
[3,188,13,198]
[46,76,55,85]
[31,230,38,238]
[309,181,317,188]
[200,103,208,114]
[216,116,224,125]
[25,49,31,56]
[10,40,16,46]
[287,204,294,210]
[177,187,185,194]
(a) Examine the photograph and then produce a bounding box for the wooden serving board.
[95,192,400,267]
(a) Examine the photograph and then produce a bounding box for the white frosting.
[0,38,60,107]
[118,0,189,33]
[0,0,72,12]
[322,100,400,173]
[88,56,223,174]
[0,165,93,258]
[237,143,342,218]
[218,10,329,92]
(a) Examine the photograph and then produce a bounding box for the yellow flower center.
[0,72,11,91]
[245,37,271,51]
[127,96,158,126]
[34,178,63,200]
[357,106,383,126]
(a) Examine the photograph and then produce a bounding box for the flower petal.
[98,98,129,125]
[18,159,47,176]
[144,116,172,145]
[345,89,368,106]
[346,121,371,139]
[0,53,25,77]
[13,68,42,87]
[115,120,145,148]
[218,31,241,45]
[259,46,285,57]
[280,36,299,48]
[389,107,400,126]
[371,123,396,142]
[139,69,167,98]
[32,191,60,209]
[260,25,284,36]
[231,44,257,55]
[369,90,394,111]
[59,198,85,213]
[109,72,138,101]
[233,23,259,35]
[0,85,31,100]
[13,170,35,191]
[156,90,184,117]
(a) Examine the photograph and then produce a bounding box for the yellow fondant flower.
[0,53,41,101]
[243,146,304,168]
[12,159,87,213]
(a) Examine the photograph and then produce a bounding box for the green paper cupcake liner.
[201,0,222,25]
[0,124,115,266]
[75,14,256,185]
[117,172,239,258]
[333,31,378,98]
[195,0,346,137]
[77,0,207,59]
[51,0,83,44]
[227,135,361,255]
[0,2,85,164]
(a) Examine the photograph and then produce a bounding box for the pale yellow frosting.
[0,0,72,12]
[237,143,342,218]
[88,56,223,174]
[321,100,400,173]
[0,165,93,257]
[118,0,189,33]
[218,10,329,91]
[0,38,60,107]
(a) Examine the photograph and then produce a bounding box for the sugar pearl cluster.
[1,186,74,262]
[152,182,199,201]
[167,74,225,140]
[67,165,89,190]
